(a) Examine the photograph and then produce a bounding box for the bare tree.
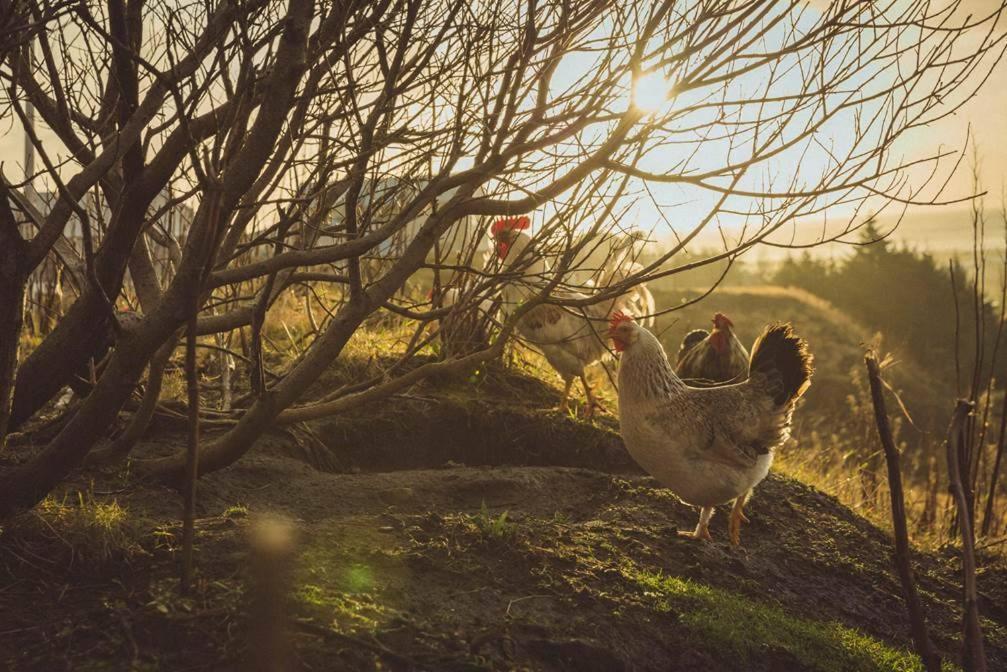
[0,0,1004,514]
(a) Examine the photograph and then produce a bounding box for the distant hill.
[648,284,950,442]
[653,206,1001,262]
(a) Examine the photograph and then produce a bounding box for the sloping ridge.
[188,374,1006,671]
[2,361,1003,671]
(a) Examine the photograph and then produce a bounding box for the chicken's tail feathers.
[681,328,709,352]
[639,285,657,328]
[749,323,813,406]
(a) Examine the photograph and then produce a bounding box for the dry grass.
[17,277,1007,556]
[1,489,143,569]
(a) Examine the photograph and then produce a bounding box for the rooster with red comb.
[676,312,750,385]
[490,215,640,418]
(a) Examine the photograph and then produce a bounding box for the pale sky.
[2,1,1003,256]
[634,0,1007,254]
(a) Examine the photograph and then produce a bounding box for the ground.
[1,363,1005,672]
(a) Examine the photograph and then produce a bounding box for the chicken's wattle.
[709,330,729,354]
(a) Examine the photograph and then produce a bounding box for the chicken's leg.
[580,374,607,419]
[678,506,714,541]
[729,491,751,546]
[557,378,574,414]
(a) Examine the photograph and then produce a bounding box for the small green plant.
[473,500,514,539]
[222,503,249,519]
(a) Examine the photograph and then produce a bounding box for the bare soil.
[1,368,1004,671]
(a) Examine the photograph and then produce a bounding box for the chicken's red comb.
[490,215,530,236]
[713,312,733,328]
[609,310,634,329]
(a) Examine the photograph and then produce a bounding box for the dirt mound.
[299,397,632,474]
[2,376,1005,671]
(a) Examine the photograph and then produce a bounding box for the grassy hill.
[648,284,946,428]
[1,355,1004,671]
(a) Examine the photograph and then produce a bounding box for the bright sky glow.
[632,72,674,114]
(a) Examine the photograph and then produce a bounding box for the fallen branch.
[275,334,507,425]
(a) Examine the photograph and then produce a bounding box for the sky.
[663,0,1007,256]
[621,1,1007,259]
[1,1,1003,259]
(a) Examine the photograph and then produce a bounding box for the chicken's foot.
[678,506,714,541]
[580,375,607,419]
[554,378,575,415]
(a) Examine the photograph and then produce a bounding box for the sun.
[632,71,673,113]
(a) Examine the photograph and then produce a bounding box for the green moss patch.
[629,569,945,672]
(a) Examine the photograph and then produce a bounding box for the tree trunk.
[0,183,28,444]
[0,235,28,445]
[84,338,176,466]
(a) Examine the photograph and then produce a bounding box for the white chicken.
[569,230,656,327]
[492,216,634,417]
[609,311,813,545]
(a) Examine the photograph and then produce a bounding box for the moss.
[222,504,249,519]
[627,569,947,672]
[293,583,384,630]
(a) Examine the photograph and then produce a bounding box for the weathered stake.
[864,352,941,672]
[946,399,988,672]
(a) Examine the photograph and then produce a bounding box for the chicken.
[491,216,634,417]
[675,312,749,385]
[599,231,656,328]
[569,230,657,327]
[603,259,656,329]
[609,311,813,544]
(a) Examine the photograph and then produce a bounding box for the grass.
[2,489,141,566]
[294,583,385,630]
[291,523,403,633]
[627,568,945,672]
[222,503,249,519]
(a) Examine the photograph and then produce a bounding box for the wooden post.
[946,399,988,672]
[864,352,941,672]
